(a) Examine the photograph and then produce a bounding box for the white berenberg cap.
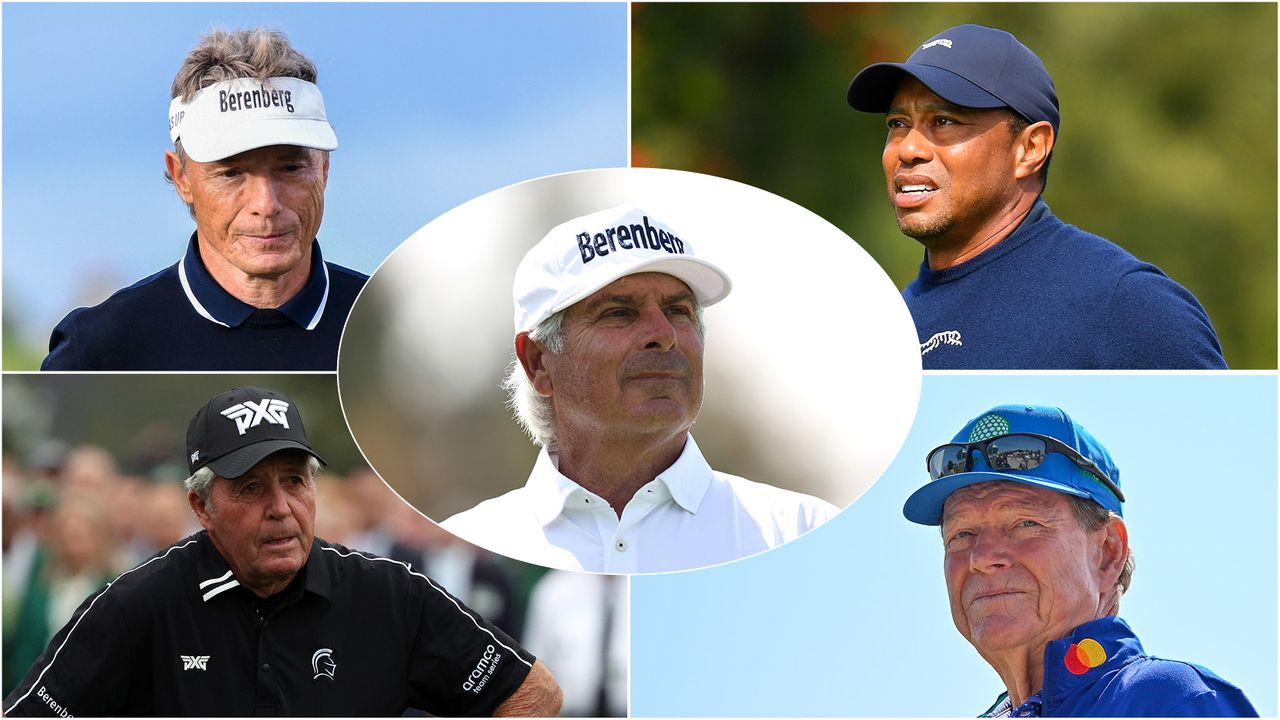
[168,76,338,162]
[512,206,733,334]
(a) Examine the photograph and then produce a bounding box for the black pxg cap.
[186,387,326,479]
[847,24,1060,134]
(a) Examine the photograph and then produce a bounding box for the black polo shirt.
[40,234,367,371]
[3,532,535,716]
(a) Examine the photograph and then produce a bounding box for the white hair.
[185,454,322,505]
[504,311,565,448]
[504,300,706,448]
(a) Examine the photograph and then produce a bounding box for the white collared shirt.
[441,436,838,573]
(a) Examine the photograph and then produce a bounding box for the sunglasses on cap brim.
[925,432,1125,504]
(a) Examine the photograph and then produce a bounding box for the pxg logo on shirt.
[576,214,687,265]
[220,399,291,436]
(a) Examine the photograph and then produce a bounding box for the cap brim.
[548,255,733,320]
[903,471,1096,526]
[205,439,327,480]
[182,118,338,163]
[847,62,1007,113]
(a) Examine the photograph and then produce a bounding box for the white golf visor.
[168,76,337,162]
[513,206,733,334]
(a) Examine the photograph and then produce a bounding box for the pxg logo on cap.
[186,386,325,479]
[511,206,733,334]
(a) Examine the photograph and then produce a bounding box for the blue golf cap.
[847,24,1060,133]
[903,404,1122,526]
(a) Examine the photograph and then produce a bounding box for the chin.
[897,214,954,241]
[968,619,1037,654]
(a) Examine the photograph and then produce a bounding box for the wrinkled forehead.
[195,143,321,166]
[941,480,1069,522]
[568,272,697,311]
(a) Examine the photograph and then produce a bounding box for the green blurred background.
[632,2,1277,368]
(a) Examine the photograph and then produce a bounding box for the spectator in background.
[389,502,524,639]
[344,467,399,557]
[524,571,627,717]
[4,497,118,697]
[139,482,197,553]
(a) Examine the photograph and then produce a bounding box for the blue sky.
[631,374,1276,716]
[2,3,627,367]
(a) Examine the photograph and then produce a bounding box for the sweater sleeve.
[1101,268,1227,369]
[40,309,89,371]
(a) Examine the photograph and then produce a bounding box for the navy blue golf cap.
[847,24,1060,133]
[904,405,1122,526]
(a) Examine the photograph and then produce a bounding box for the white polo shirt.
[441,435,838,573]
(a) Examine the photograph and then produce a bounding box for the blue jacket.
[904,199,1226,369]
[41,234,367,371]
[983,617,1257,717]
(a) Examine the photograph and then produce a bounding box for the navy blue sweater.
[41,235,367,371]
[903,200,1226,369]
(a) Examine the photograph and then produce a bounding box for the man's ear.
[1013,120,1054,183]
[166,150,196,204]
[515,333,553,397]
[189,489,214,531]
[1098,515,1129,589]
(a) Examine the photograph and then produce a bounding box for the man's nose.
[638,305,678,351]
[263,480,290,518]
[968,528,1012,574]
[244,174,283,217]
[894,125,935,166]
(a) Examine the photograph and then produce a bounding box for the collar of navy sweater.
[917,196,1053,285]
[177,232,331,330]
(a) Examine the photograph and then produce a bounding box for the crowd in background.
[2,443,627,716]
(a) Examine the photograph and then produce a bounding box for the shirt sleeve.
[3,586,132,716]
[1101,268,1227,369]
[405,574,536,717]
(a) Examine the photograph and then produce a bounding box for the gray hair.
[171,27,317,102]
[504,311,566,449]
[1067,494,1135,597]
[185,454,322,506]
[504,299,706,449]
[166,28,321,215]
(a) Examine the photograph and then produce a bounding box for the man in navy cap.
[904,404,1256,717]
[847,25,1225,370]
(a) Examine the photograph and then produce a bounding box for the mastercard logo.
[1064,638,1107,675]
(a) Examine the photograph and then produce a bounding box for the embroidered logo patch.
[920,330,962,355]
[1064,638,1106,675]
[312,648,336,681]
[968,414,1011,443]
[220,399,291,436]
[181,655,210,671]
